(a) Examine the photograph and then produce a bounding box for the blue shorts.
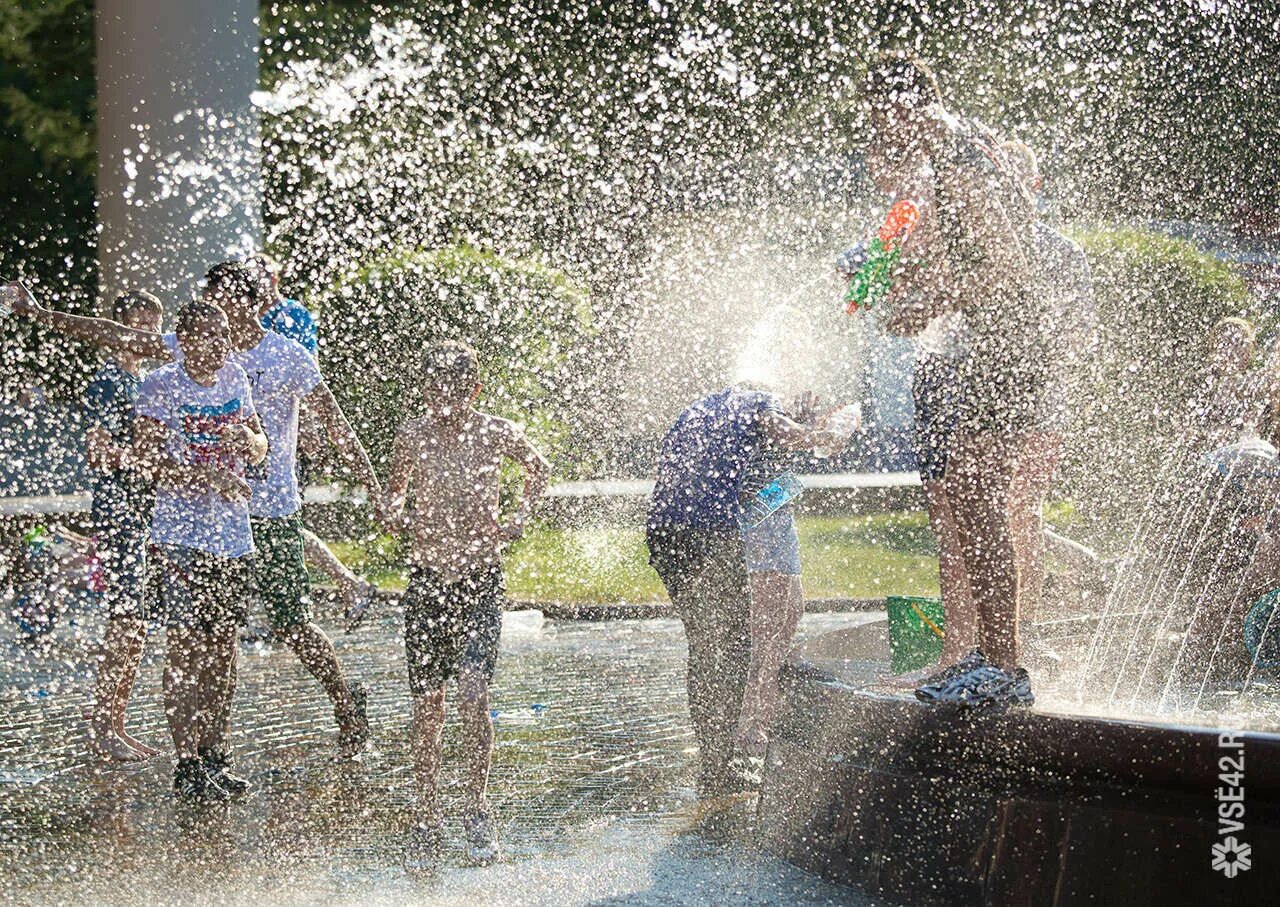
[744,508,801,575]
[912,354,965,482]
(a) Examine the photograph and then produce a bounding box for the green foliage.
[0,0,96,400]
[319,243,595,472]
[328,510,942,603]
[1061,226,1253,550]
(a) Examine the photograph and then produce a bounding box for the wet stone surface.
[0,605,871,905]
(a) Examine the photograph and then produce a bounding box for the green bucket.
[886,595,945,673]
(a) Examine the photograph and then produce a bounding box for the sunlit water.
[0,605,874,905]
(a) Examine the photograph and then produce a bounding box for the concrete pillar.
[96,0,261,309]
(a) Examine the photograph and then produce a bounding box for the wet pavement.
[0,601,875,905]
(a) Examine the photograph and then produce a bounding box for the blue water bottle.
[743,473,804,528]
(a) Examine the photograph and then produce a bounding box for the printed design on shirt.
[178,398,246,474]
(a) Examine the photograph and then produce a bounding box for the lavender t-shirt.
[136,361,257,558]
[165,331,322,518]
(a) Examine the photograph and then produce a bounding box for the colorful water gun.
[839,198,922,314]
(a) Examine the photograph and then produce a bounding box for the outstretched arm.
[499,425,552,542]
[304,381,382,500]
[379,426,413,534]
[5,281,170,359]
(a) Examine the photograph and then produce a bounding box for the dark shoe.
[199,747,252,796]
[978,666,1035,709]
[336,681,370,758]
[404,819,445,874]
[173,757,230,802]
[462,809,500,865]
[916,661,1036,710]
[917,649,988,690]
[916,662,1009,707]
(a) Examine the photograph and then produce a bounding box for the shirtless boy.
[380,341,550,869]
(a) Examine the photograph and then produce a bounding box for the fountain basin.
[758,623,1280,904]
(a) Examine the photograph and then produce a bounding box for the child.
[85,290,164,762]
[380,341,550,869]
[133,300,267,800]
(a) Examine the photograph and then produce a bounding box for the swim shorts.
[157,544,253,632]
[912,353,965,482]
[743,508,801,575]
[403,565,505,695]
[251,514,313,630]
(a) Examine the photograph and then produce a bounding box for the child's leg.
[90,615,149,760]
[456,670,493,815]
[163,626,203,760]
[198,623,239,754]
[411,688,447,825]
[754,574,804,726]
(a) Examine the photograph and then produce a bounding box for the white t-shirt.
[165,331,322,518]
[136,361,257,558]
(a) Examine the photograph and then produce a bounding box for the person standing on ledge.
[866,53,1042,707]
[647,386,840,797]
[7,264,381,757]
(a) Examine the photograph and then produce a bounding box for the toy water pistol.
[838,198,922,314]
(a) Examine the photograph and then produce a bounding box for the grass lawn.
[326,510,941,604]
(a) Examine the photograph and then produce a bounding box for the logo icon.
[1211,836,1252,878]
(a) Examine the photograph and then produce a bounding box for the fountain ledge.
[758,649,1280,904]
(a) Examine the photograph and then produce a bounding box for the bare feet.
[89,727,147,763]
[116,724,161,757]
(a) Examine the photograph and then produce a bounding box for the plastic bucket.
[886,595,945,674]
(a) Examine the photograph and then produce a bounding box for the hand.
[208,470,251,503]
[2,281,39,317]
[885,298,934,337]
[790,391,821,426]
[218,422,257,459]
[85,426,117,471]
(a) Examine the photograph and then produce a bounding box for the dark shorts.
[251,515,313,630]
[92,484,154,621]
[157,545,254,632]
[912,354,965,482]
[403,565,505,696]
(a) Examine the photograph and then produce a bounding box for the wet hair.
[246,251,280,299]
[174,300,227,338]
[422,340,480,388]
[204,260,260,308]
[862,52,943,111]
[109,289,162,322]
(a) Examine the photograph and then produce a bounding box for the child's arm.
[5,281,171,360]
[379,425,413,535]
[219,416,269,466]
[86,426,130,472]
[499,424,551,543]
[131,416,252,502]
[304,381,383,501]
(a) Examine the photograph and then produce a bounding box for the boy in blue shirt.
[85,290,164,763]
